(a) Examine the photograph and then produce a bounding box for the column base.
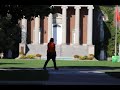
[70,43,74,45]
[32,43,40,45]
[87,45,95,55]
[82,44,87,46]
[43,43,47,45]
[61,43,67,45]
[73,43,80,46]
[19,43,26,55]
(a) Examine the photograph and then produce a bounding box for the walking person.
[43,38,58,70]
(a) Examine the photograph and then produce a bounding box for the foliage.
[26,55,36,59]
[0,5,52,23]
[79,56,88,60]
[19,54,36,59]
[19,55,26,59]
[36,54,42,57]
[0,17,21,52]
[99,6,117,57]
[88,54,94,60]
[74,55,79,58]
[74,55,94,60]
[89,54,94,57]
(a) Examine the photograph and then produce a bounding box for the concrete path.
[0,68,120,85]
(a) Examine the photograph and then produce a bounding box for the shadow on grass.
[0,70,49,81]
[0,63,23,65]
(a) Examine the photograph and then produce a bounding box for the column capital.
[23,15,25,19]
[38,15,40,18]
[87,5,94,9]
[49,13,52,16]
[74,6,81,9]
[61,5,68,9]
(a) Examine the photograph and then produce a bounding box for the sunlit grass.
[0,59,120,69]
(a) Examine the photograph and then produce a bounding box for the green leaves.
[0,17,21,51]
[0,5,52,23]
[100,6,116,57]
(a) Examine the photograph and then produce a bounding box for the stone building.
[19,5,106,60]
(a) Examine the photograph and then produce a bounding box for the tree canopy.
[0,5,52,23]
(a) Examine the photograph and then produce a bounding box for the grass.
[0,59,120,79]
[0,59,120,68]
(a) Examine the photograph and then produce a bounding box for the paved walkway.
[0,68,120,85]
[40,68,120,85]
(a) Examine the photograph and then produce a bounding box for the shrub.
[26,55,36,59]
[87,56,94,60]
[74,54,94,60]
[19,54,36,59]
[89,54,94,57]
[36,54,42,57]
[19,55,27,59]
[79,56,84,60]
[74,55,79,58]
[84,56,88,60]
[88,54,94,60]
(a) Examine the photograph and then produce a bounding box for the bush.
[26,55,36,59]
[84,56,88,60]
[89,54,94,57]
[36,54,42,57]
[87,56,94,60]
[19,55,27,59]
[88,54,94,60]
[74,55,79,58]
[19,54,36,59]
[79,56,84,60]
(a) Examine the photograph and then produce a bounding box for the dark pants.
[43,52,57,69]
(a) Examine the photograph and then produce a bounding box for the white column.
[87,5,94,45]
[48,13,53,42]
[61,5,68,44]
[34,15,40,44]
[21,16,27,44]
[74,6,81,45]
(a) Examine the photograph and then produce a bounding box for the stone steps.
[26,44,88,59]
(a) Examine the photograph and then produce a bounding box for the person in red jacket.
[43,38,58,70]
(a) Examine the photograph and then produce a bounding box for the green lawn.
[0,59,120,79]
[0,59,120,69]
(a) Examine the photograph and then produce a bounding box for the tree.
[0,16,21,58]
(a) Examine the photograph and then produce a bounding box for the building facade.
[19,5,97,59]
